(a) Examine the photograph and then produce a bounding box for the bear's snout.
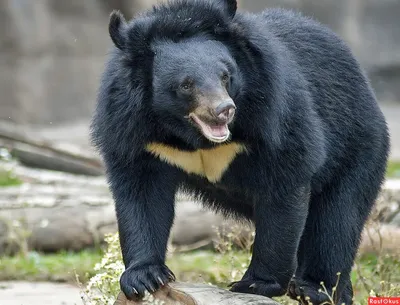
[214,101,236,123]
[188,96,235,143]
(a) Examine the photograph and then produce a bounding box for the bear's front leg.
[229,183,310,298]
[106,154,180,300]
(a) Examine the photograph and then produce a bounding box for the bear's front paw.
[228,277,286,298]
[120,263,175,300]
[288,277,332,305]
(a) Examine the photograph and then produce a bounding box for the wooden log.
[0,172,399,254]
[0,121,104,176]
[0,164,399,255]
[114,282,281,305]
[8,143,103,176]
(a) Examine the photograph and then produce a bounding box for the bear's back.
[236,8,388,184]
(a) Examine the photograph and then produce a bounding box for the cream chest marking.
[145,142,247,183]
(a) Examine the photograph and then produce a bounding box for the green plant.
[80,234,167,305]
[0,170,21,186]
[0,148,22,186]
[386,161,400,178]
[0,249,101,283]
[0,217,31,257]
[211,223,253,284]
[80,233,123,305]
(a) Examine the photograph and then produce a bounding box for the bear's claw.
[120,263,175,301]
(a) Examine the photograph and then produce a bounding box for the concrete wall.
[0,0,399,126]
[240,0,400,103]
[0,0,154,125]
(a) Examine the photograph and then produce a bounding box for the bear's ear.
[109,10,127,51]
[217,0,237,19]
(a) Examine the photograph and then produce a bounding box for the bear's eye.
[181,84,191,90]
[221,73,230,84]
[179,80,193,93]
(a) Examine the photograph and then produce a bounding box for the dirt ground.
[0,281,82,305]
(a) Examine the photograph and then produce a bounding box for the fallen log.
[0,164,399,255]
[0,180,399,255]
[114,282,281,305]
[0,121,103,176]
[5,161,107,186]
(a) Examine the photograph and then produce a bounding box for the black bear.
[90,0,390,304]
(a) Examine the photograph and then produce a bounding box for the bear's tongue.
[190,114,230,143]
[209,125,229,137]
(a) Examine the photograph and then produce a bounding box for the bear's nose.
[214,101,236,122]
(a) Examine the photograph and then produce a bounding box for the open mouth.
[189,113,230,143]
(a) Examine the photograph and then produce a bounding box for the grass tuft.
[0,169,21,187]
[0,249,102,283]
[386,161,400,178]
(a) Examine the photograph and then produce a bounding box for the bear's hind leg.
[290,160,387,305]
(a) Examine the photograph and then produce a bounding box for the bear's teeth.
[189,114,230,143]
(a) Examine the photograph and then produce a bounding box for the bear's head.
[107,0,245,147]
[151,37,241,144]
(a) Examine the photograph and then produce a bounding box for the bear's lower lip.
[189,114,230,143]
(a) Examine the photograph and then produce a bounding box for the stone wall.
[240,0,400,103]
[0,0,399,126]
[0,0,155,125]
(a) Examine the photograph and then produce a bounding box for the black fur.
[90,0,390,304]
[108,10,127,51]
